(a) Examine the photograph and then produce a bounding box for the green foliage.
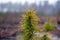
[57,10,60,16]
[21,9,39,40]
[43,17,55,31]
[0,12,4,16]
[44,22,54,31]
[40,34,50,40]
[24,16,34,40]
[0,12,5,23]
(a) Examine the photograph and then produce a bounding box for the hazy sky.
[0,0,58,5]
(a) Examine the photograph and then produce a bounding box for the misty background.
[0,0,60,15]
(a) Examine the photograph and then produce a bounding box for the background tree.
[43,17,55,31]
[57,10,60,16]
